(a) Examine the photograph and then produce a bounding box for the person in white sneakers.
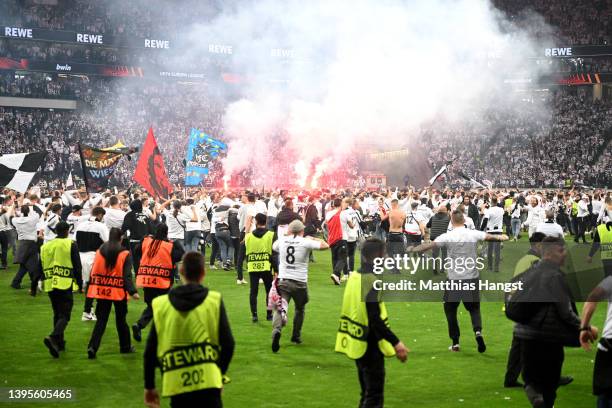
[75,207,109,321]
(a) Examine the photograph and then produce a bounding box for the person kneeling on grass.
[335,237,408,408]
[144,251,234,408]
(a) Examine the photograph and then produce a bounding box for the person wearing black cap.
[121,199,155,274]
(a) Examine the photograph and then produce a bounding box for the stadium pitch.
[0,246,603,408]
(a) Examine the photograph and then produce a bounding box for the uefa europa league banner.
[184,128,227,186]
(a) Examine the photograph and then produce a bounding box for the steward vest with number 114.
[87,250,129,301]
[137,237,173,289]
[245,231,274,272]
[335,272,396,359]
[41,238,78,292]
[153,291,223,397]
[597,224,612,260]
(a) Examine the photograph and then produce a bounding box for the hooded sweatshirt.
[144,283,235,389]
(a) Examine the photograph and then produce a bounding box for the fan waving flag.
[79,144,126,192]
[133,127,171,198]
[428,164,447,186]
[0,152,46,193]
[458,171,486,188]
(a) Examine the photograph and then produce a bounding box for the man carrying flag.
[134,128,172,198]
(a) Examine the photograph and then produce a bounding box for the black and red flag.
[133,127,172,198]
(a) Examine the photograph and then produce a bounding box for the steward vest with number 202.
[335,272,396,359]
[245,231,274,272]
[137,237,173,289]
[597,224,612,260]
[41,238,78,292]
[87,250,129,301]
[153,291,223,397]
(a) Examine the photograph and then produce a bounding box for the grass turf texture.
[0,241,606,408]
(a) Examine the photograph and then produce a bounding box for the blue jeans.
[511,218,521,239]
[215,230,231,263]
[184,230,201,252]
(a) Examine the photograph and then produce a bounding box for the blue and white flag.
[185,128,227,186]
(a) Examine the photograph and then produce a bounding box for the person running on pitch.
[386,199,406,274]
[410,209,508,352]
[271,220,329,352]
[41,221,82,357]
[335,238,408,408]
[132,224,185,342]
[144,252,234,408]
[245,213,274,322]
[86,227,140,359]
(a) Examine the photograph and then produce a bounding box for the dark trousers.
[236,232,246,280]
[88,299,131,352]
[170,389,222,408]
[487,232,502,271]
[521,339,564,408]
[12,260,41,293]
[443,300,481,344]
[347,241,357,272]
[505,335,522,385]
[0,230,9,266]
[48,289,73,347]
[129,241,142,275]
[431,245,447,273]
[604,261,612,278]
[575,217,588,242]
[331,240,348,277]
[232,237,240,265]
[199,231,210,259]
[356,346,385,408]
[209,233,220,266]
[136,287,168,329]
[249,271,273,316]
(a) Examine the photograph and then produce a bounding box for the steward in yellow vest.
[41,221,83,358]
[245,213,274,322]
[334,238,407,408]
[144,251,234,408]
[588,222,612,277]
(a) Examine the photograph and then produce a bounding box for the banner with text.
[185,128,227,186]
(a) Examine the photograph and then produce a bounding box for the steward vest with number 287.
[137,237,173,289]
[153,291,223,397]
[245,231,274,272]
[87,250,129,301]
[335,272,396,359]
[41,238,78,292]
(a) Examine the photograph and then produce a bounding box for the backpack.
[504,267,545,324]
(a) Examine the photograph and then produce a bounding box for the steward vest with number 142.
[245,231,274,272]
[153,291,223,397]
[335,272,396,359]
[597,224,612,260]
[137,237,173,289]
[87,250,129,301]
[41,238,78,292]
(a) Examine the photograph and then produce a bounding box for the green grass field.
[0,242,606,408]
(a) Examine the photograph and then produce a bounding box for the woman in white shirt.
[509,198,523,241]
[10,204,42,294]
[183,198,202,253]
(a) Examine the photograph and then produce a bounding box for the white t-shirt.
[340,209,352,241]
[273,235,321,282]
[66,213,88,240]
[184,207,201,232]
[535,221,564,238]
[163,209,189,240]
[44,213,61,242]
[104,207,126,229]
[484,206,504,232]
[434,227,487,280]
[448,216,475,231]
[598,276,612,339]
[346,208,360,242]
[405,212,425,235]
[255,200,267,216]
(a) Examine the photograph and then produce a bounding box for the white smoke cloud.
[182,0,551,183]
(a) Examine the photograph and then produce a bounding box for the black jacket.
[121,211,154,241]
[304,204,320,230]
[275,208,302,227]
[144,283,235,389]
[514,260,581,346]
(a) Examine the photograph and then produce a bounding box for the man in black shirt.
[121,199,154,274]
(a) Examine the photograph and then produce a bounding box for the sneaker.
[272,331,281,353]
[504,381,524,388]
[290,336,302,344]
[259,278,264,284]
[210,264,218,270]
[448,344,460,352]
[475,332,486,353]
[90,313,97,321]
[120,346,137,354]
[10,283,21,290]
[266,311,273,321]
[340,275,348,282]
[82,312,95,321]
[240,279,247,285]
[87,347,96,360]
[252,315,258,323]
[44,336,60,358]
[330,275,341,285]
[558,376,573,386]
[132,324,142,342]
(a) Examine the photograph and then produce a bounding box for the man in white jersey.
[481,197,505,272]
[579,276,610,407]
[411,210,508,353]
[271,220,329,352]
[103,196,126,229]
